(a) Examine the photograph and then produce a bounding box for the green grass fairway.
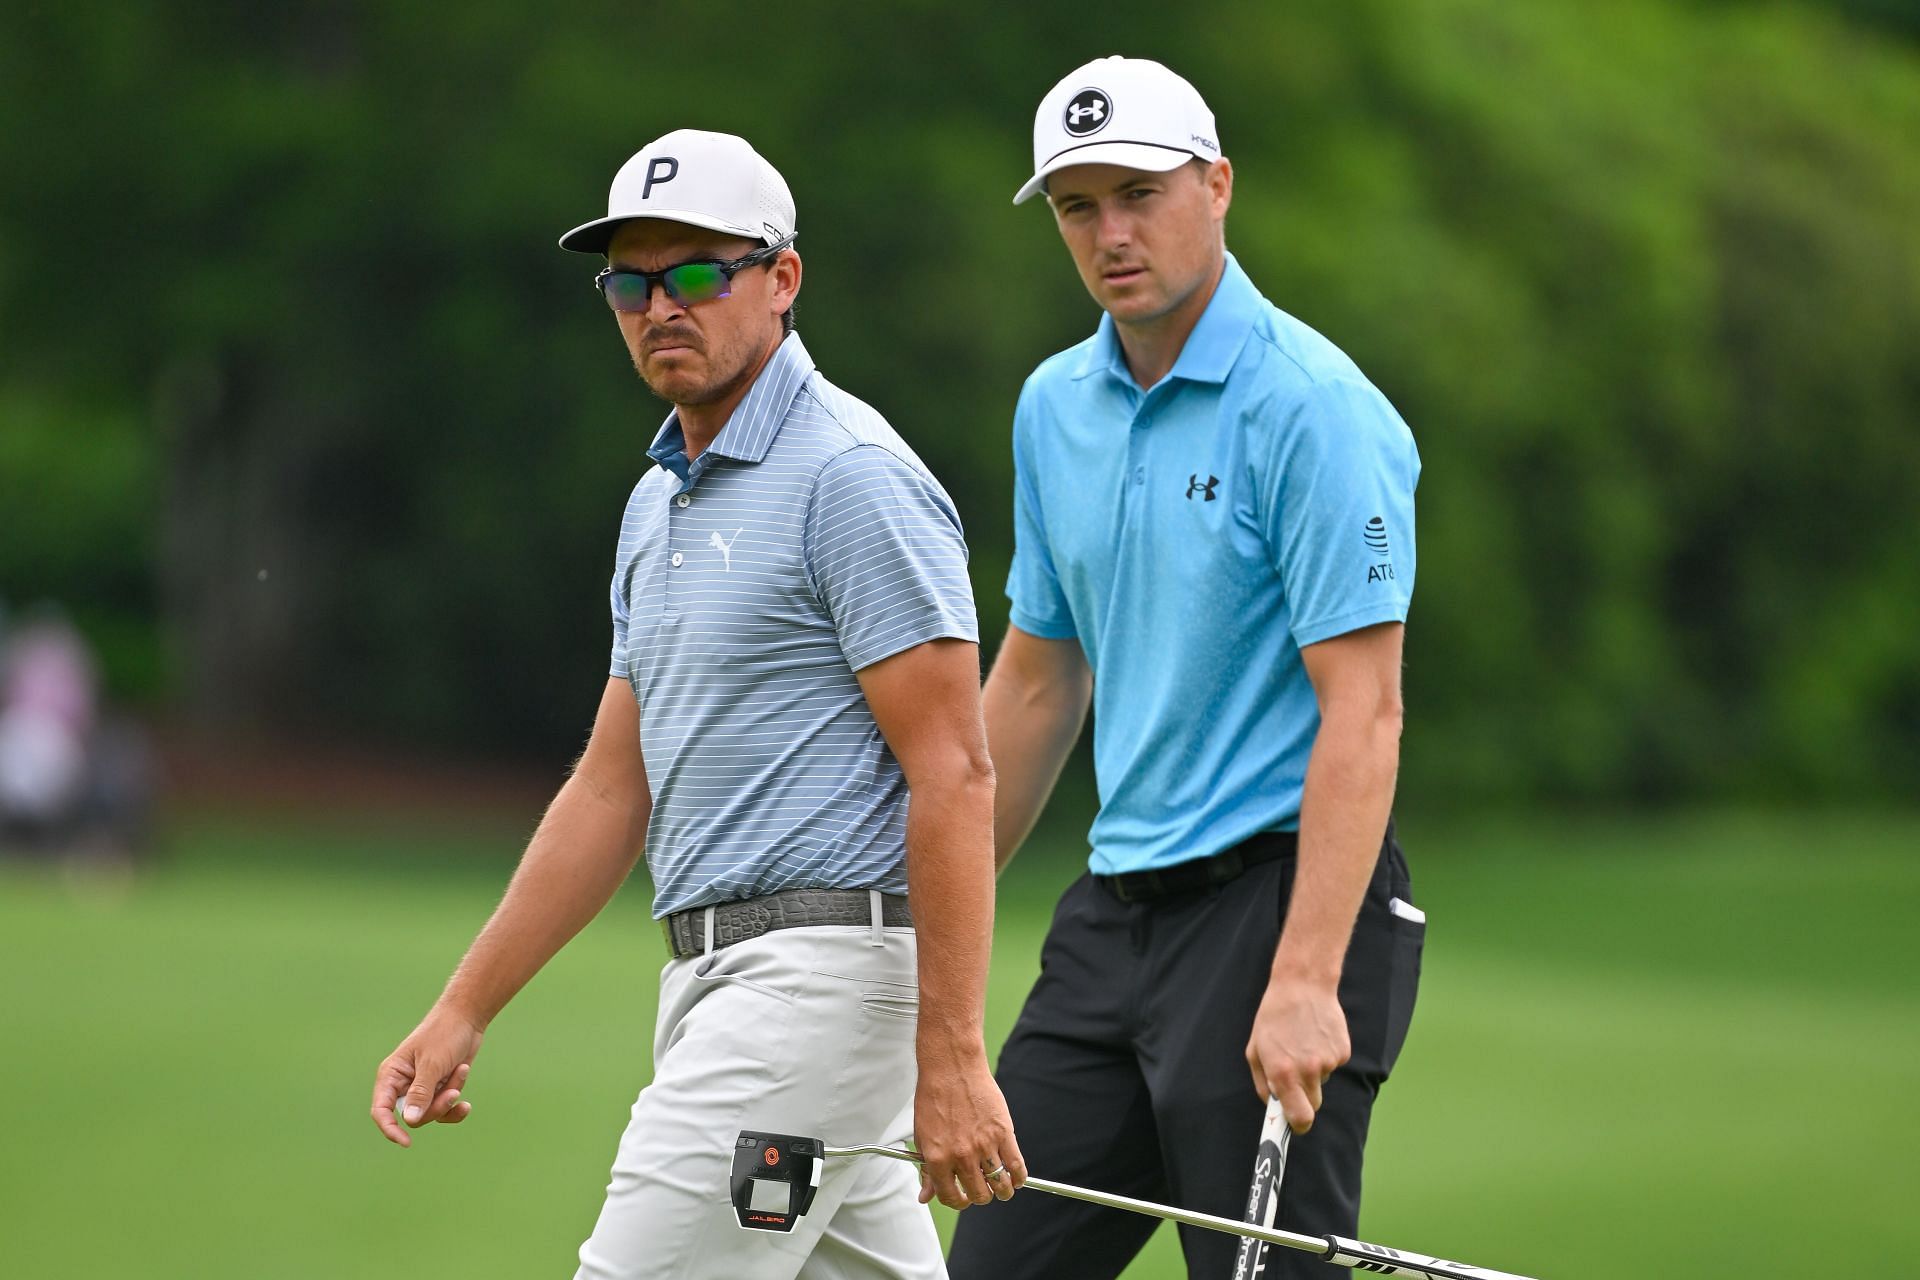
[2,810,1915,1277]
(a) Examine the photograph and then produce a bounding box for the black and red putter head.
[730,1131,823,1232]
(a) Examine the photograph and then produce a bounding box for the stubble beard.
[630,338,753,409]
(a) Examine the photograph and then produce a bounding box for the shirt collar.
[646,331,817,471]
[1072,252,1261,387]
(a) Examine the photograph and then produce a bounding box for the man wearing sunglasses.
[370,129,1021,1279]
[947,59,1425,1280]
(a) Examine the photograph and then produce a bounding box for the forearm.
[902,763,997,1058]
[855,638,1020,1205]
[440,768,649,1027]
[1273,709,1401,988]
[981,638,1089,872]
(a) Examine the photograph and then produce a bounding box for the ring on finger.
[985,1163,1009,1180]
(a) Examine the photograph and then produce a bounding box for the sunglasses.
[594,234,796,313]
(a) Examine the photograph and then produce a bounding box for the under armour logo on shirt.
[1186,474,1219,501]
[709,528,742,572]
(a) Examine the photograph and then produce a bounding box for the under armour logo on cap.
[1015,56,1222,205]
[1064,88,1111,136]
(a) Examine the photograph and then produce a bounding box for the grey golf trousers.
[573,917,944,1279]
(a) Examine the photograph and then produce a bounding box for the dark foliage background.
[3,0,1916,809]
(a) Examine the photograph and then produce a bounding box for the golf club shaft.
[822,1146,1541,1280]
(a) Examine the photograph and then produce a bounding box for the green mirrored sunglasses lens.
[663,261,729,303]
[602,273,652,311]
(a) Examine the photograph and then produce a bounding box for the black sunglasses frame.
[593,234,797,311]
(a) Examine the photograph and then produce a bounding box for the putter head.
[731,1130,823,1232]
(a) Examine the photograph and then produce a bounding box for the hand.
[911,1041,1026,1210]
[371,1004,484,1147]
[1244,975,1350,1134]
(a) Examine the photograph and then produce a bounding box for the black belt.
[1094,832,1297,904]
[663,888,912,959]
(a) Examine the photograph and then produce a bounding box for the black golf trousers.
[948,831,1422,1280]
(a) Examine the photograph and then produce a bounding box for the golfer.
[947,59,1424,1279]
[370,129,1022,1279]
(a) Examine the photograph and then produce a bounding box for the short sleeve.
[805,445,978,671]
[609,560,631,678]
[608,478,649,679]
[1004,383,1077,640]
[1260,377,1420,648]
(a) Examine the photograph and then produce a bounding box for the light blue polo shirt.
[610,333,977,916]
[1007,254,1418,875]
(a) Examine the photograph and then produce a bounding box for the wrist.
[1269,946,1342,994]
[915,1020,987,1064]
[437,991,495,1032]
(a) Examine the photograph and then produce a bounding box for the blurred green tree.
[1,0,1914,806]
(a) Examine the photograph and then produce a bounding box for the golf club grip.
[1322,1235,1543,1280]
[1233,1095,1291,1279]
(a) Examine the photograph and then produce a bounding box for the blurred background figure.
[0,605,154,867]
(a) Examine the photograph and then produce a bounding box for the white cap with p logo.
[1014,56,1221,205]
[559,129,796,254]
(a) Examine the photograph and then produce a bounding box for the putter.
[1233,1095,1292,1280]
[731,1129,1544,1280]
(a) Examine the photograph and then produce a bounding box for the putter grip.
[1232,1096,1291,1280]
[1323,1235,1543,1280]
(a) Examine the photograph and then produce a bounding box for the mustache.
[640,326,704,355]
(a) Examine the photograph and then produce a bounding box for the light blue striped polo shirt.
[610,333,977,917]
[1008,255,1419,875]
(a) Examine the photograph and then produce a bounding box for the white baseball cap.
[1014,56,1221,205]
[559,129,796,255]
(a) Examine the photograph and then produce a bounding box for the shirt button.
[1133,466,1145,484]
[675,494,691,508]
[670,552,684,568]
